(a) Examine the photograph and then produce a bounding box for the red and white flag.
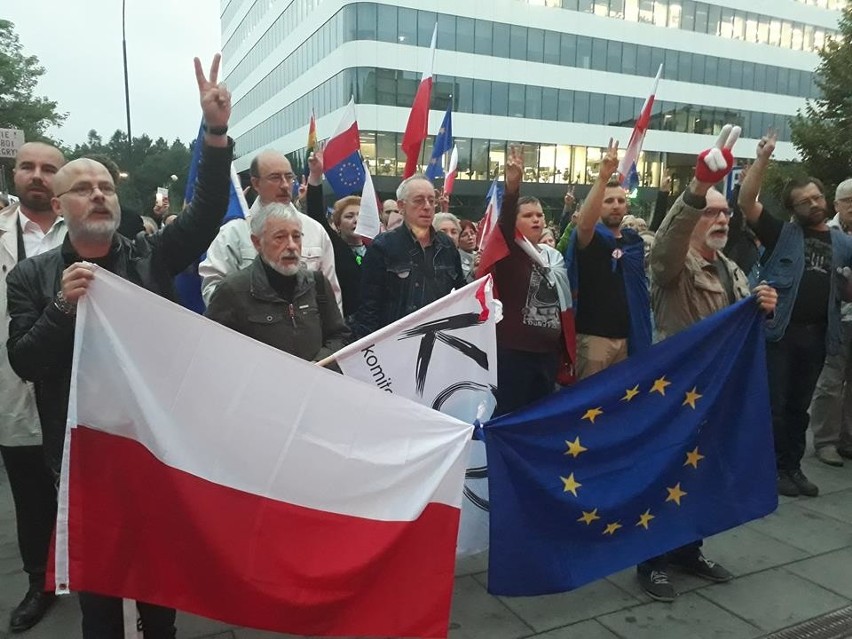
[332,277,499,556]
[354,162,381,239]
[444,145,459,196]
[616,64,663,187]
[474,180,506,278]
[401,23,437,179]
[55,270,472,638]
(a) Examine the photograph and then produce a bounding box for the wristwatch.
[202,123,228,136]
[54,291,77,316]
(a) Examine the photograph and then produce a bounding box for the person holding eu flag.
[640,125,778,602]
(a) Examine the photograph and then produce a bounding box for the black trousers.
[638,540,703,573]
[78,593,176,639]
[766,323,827,471]
[0,444,57,591]
[494,348,559,417]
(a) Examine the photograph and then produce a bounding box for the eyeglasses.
[702,207,734,218]
[261,172,296,185]
[55,183,117,198]
[407,196,436,208]
[792,194,825,209]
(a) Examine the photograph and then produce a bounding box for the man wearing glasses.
[809,178,852,467]
[739,133,852,498]
[199,149,341,312]
[642,125,777,603]
[352,175,465,339]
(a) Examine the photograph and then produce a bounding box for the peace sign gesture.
[695,124,741,185]
[194,53,230,130]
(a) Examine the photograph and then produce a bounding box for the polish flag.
[401,24,437,179]
[55,270,472,638]
[443,145,459,196]
[617,64,663,187]
[475,179,507,278]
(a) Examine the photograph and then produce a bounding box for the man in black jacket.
[5,54,231,639]
[351,175,466,339]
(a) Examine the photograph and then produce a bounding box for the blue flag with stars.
[483,298,777,596]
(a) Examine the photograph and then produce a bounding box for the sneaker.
[777,471,799,497]
[670,554,734,583]
[815,447,844,467]
[637,569,676,602]
[790,469,819,497]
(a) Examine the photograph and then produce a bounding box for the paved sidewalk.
[1,451,850,639]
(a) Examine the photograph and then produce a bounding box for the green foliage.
[68,130,192,213]
[791,4,852,196]
[0,20,66,141]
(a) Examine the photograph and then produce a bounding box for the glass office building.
[221,0,843,205]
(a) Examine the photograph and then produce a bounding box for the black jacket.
[205,256,350,362]
[6,141,233,472]
[352,222,465,339]
[304,184,362,319]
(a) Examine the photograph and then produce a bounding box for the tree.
[790,4,852,195]
[0,19,66,141]
[69,130,191,213]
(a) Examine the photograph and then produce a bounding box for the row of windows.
[794,0,846,9]
[221,0,250,35]
[231,3,819,125]
[223,0,321,87]
[286,131,668,186]
[529,0,838,51]
[234,67,793,161]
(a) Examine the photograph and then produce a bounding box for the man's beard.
[704,225,728,252]
[262,254,300,276]
[602,213,622,228]
[19,187,53,212]
[794,207,827,228]
[67,215,119,243]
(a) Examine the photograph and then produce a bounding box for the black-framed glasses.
[702,207,733,218]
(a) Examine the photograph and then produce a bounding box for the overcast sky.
[6,0,222,147]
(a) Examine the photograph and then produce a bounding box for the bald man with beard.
[5,54,232,639]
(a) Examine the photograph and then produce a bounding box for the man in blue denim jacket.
[352,175,465,338]
[739,132,852,498]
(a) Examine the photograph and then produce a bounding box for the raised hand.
[504,145,523,192]
[756,130,777,163]
[564,186,576,210]
[194,54,230,129]
[598,138,620,183]
[308,144,324,185]
[695,124,741,184]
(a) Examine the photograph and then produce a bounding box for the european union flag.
[484,299,777,596]
[425,103,453,181]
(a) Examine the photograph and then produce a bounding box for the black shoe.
[637,568,676,602]
[777,471,799,497]
[670,554,734,583]
[9,589,55,633]
[790,469,819,497]
[838,445,852,460]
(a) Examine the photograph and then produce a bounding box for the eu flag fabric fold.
[484,298,777,596]
[425,103,453,181]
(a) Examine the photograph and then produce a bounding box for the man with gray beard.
[205,203,349,361]
[5,54,232,639]
[642,125,777,603]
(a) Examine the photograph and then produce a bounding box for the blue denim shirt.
[352,223,465,338]
[758,220,852,355]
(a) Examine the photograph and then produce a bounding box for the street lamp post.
[122,0,132,161]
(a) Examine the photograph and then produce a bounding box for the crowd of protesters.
[2,53,852,637]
